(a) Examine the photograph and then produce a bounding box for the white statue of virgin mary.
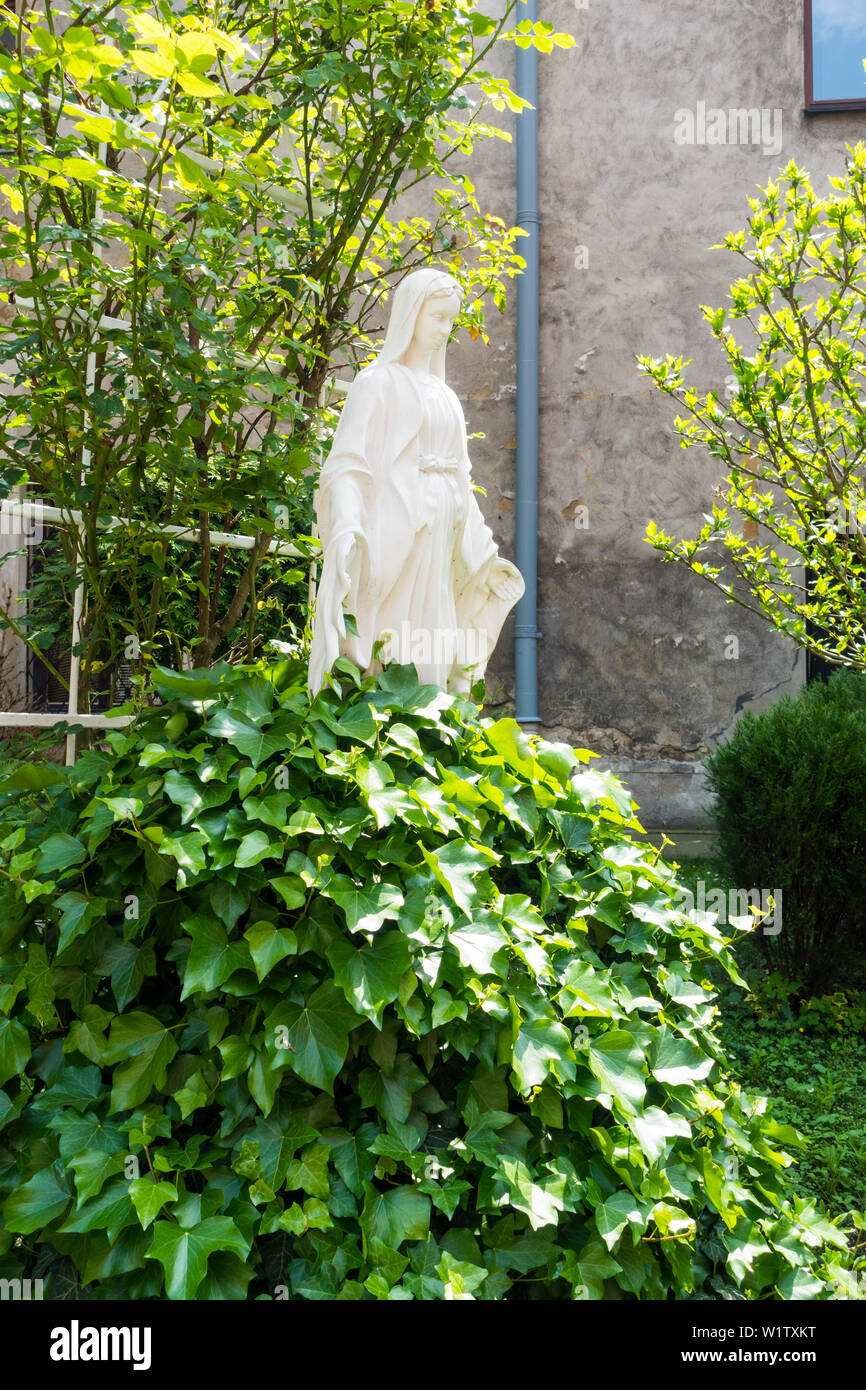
[308,267,524,697]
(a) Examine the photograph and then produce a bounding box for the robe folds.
[308,360,523,696]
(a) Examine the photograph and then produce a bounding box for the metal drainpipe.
[514,2,540,731]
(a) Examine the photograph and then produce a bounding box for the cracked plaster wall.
[425,0,860,833]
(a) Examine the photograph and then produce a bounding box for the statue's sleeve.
[454,404,498,599]
[453,415,523,682]
[316,374,381,553]
[308,374,382,695]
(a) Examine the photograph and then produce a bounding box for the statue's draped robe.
[309,362,519,695]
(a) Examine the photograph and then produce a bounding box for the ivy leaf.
[99,940,157,1012]
[499,1156,566,1231]
[448,911,509,977]
[58,1179,137,1243]
[627,1107,692,1163]
[0,1016,30,1086]
[326,1124,379,1198]
[235,830,283,868]
[4,1165,71,1233]
[267,983,359,1093]
[326,931,410,1024]
[55,892,107,954]
[651,1031,716,1087]
[572,1239,623,1298]
[323,875,404,933]
[52,1111,126,1161]
[249,1108,319,1189]
[587,1030,646,1115]
[512,1018,576,1092]
[129,1177,179,1229]
[284,1142,330,1199]
[362,1185,431,1249]
[163,769,234,823]
[244,921,298,982]
[206,879,249,930]
[37,833,87,876]
[65,1004,112,1064]
[205,709,287,767]
[69,1150,126,1205]
[181,918,252,998]
[33,1064,102,1111]
[595,1192,647,1251]
[104,1013,179,1111]
[146,1216,250,1299]
[421,840,496,914]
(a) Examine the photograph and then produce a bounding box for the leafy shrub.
[703,670,866,995]
[0,660,854,1300]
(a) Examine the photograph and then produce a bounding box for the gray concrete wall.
[442,0,862,833]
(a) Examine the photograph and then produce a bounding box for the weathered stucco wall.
[441,0,863,834]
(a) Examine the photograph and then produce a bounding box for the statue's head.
[375,267,463,380]
[410,284,462,358]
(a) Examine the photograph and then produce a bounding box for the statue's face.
[411,292,460,357]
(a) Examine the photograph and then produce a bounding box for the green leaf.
[55,891,106,954]
[1,762,66,791]
[284,1142,330,1199]
[363,1186,431,1249]
[69,1150,126,1205]
[146,1216,250,1299]
[271,875,306,910]
[651,1032,715,1088]
[627,1107,692,1163]
[208,880,249,929]
[129,1176,178,1229]
[235,830,282,868]
[421,840,495,914]
[99,939,156,1011]
[205,709,286,767]
[326,931,410,1024]
[37,833,86,876]
[0,1016,30,1087]
[327,1124,378,1198]
[323,875,404,933]
[181,918,251,998]
[595,1192,647,1251]
[104,1012,179,1111]
[587,1030,646,1115]
[500,1156,566,1230]
[448,912,509,977]
[3,1165,71,1233]
[267,982,359,1093]
[163,769,234,823]
[57,1179,137,1242]
[572,1238,623,1298]
[244,921,298,982]
[512,1018,576,1092]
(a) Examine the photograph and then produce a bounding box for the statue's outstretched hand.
[487,559,524,604]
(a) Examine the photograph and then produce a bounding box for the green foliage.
[0,660,855,1299]
[666,850,866,1243]
[0,0,574,691]
[719,979,866,1236]
[703,669,866,994]
[639,147,866,670]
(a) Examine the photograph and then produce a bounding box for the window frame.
[805,0,866,112]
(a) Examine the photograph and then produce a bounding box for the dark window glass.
[807,0,866,107]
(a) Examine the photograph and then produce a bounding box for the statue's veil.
[370,267,462,381]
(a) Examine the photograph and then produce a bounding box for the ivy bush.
[0,661,855,1299]
[704,669,866,995]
